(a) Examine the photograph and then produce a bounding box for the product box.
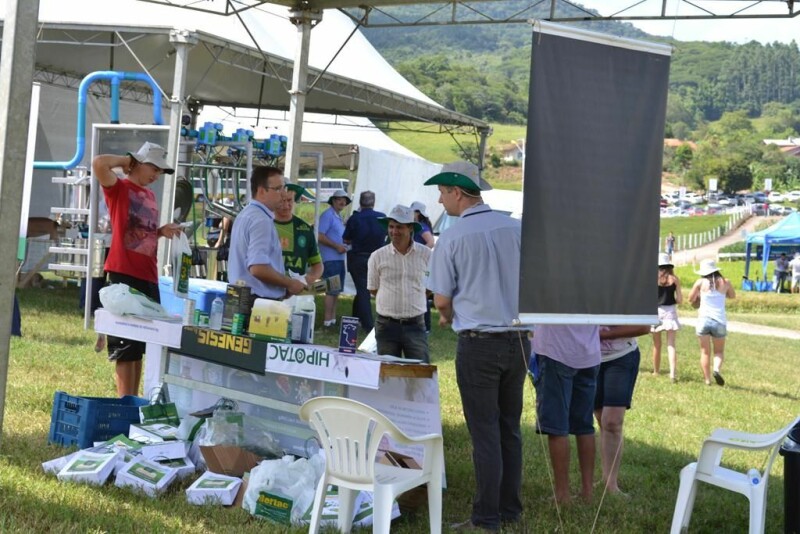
[200,445,261,478]
[186,471,243,506]
[42,452,77,476]
[138,439,187,461]
[338,316,359,354]
[248,299,291,342]
[57,450,120,485]
[222,282,252,331]
[290,311,314,343]
[157,456,196,480]
[114,457,178,497]
[129,422,180,443]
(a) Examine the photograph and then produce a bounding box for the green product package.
[140,402,180,426]
[255,492,293,524]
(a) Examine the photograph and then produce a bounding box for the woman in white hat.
[688,259,736,386]
[410,201,435,248]
[652,253,682,382]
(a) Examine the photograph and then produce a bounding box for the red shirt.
[103,178,159,283]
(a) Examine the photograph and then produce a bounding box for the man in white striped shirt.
[367,205,432,362]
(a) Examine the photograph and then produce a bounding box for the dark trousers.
[347,252,373,331]
[375,314,429,363]
[455,334,529,530]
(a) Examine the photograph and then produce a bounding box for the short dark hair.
[360,191,375,208]
[250,166,283,197]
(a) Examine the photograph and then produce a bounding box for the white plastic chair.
[299,396,443,534]
[671,415,800,534]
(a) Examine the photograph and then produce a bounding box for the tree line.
[363,16,800,130]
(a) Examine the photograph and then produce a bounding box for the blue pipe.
[34,71,164,170]
[110,76,120,124]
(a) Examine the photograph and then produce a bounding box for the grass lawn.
[659,214,730,239]
[1,285,798,533]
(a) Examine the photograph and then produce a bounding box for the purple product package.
[338,316,359,354]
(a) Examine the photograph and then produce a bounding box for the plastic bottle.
[747,468,761,485]
[209,296,224,330]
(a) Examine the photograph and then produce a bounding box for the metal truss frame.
[138,0,799,26]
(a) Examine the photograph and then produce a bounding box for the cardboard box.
[200,445,261,478]
[378,450,422,470]
[186,471,243,506]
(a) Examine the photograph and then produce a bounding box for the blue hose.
[34,71,164,170]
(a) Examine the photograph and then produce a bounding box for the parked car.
[768,191,784,202]
[784,190,800,202]
[683,192,703,204]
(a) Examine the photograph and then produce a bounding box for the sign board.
[679,186,687,199]
[265,344,381,389]
[765,178,773,192]
[709,178,718,192]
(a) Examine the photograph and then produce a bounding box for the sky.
[582,0,799,44]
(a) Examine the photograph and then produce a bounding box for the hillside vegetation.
[362,4,800,131]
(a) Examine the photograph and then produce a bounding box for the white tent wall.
[29,83,159,218]
[352,146,442,218]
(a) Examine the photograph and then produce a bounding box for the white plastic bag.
[99,283,173,320]
[243,454,324,524]
[172,232,192,298]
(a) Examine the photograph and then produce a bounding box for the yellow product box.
[248,299,292,342]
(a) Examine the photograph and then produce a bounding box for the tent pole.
[477,126,492,174]
[0,0,39,444]
[284,9,322,183]
[158,29,197,272]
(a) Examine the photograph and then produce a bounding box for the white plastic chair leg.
[308,477,328,534]
[427,465,443,534]
[372,486,396,534]
[748,488,767,534]
[337,487,358,533]
[671,465,699,534]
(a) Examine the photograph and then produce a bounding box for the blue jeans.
[455,333,529,530]
[347,252,373,331]
[375,314,429,362]
[534,355,599,436]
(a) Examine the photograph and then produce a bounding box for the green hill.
[360,4,800,128]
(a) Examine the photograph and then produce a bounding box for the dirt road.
[670,215,773,267]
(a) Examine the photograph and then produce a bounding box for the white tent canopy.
[0,0,486,128]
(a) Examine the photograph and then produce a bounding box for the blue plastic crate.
[48,391,149,449]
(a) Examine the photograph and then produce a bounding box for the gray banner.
[520,27,670,322]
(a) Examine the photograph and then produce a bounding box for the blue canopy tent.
[744,212,800,281]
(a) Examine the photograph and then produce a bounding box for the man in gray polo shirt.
[425,161,530,532]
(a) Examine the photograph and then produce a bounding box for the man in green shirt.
[275,184,323,287]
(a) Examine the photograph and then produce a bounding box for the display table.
[94,309,442,463]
